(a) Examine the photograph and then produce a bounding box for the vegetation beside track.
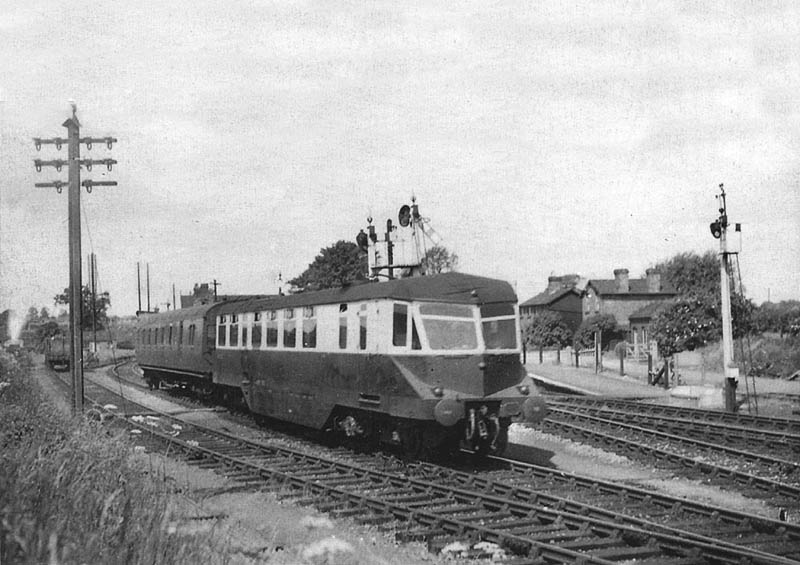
[0,350,231,564]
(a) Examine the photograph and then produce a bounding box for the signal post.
[34,104,117,415]
[709,184,740,412]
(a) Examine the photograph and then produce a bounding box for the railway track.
[546,397,800,461]
[45,364,800,564]
[550,396,800,433]
[541,404,800,511]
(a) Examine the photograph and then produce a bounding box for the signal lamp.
[709,220,722,239]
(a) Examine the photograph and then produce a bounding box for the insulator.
[86,162,92,171]
[55,140,62,150]
[35,162,42,172]
[86,141,92,150]
[34,140,41,151]
[106,160,113,171]
[56,186,62,194]
[106,138,113,149]
[55,163,62,172]
[86,185,92,194]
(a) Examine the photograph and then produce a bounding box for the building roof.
[629,301,670,321]
[587,278,676,296]
[520,287,580,308]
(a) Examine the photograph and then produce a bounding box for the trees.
[649,251,755,357]
[524,311,572,350]
[573,314,618,351]
[54,286,111,330]
[288,240,367,292]
[423,245,459,274]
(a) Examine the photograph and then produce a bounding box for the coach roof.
[214,272,517,316]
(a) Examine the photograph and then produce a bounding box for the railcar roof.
[214,272,517,315]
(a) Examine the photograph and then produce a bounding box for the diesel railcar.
[135,272,546,455]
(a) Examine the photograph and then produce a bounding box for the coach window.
[188,323,195,346]
[338,304,348,349]
[252,312,262,349]
[266,310,278,347]
[302,306,316,348]
[161,326,166,345]
[178,323,183,346]
[218,315,227,347]
[168,324,173,346]
[283,309,296,348]
[358,304,368,350]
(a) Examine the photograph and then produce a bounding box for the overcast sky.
[1,1,798,320]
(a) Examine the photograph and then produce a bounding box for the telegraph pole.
[709,184,739,411]
[34,103,117,415]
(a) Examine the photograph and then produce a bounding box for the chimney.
[613,268,629,293]
[646,268,661,292]
[547,276,562,291]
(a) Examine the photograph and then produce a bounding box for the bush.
[0,351,229,564]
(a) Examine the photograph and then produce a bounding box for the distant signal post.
[34,104,117,415]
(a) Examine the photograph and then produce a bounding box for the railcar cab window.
[480,303,518,350]
[266,310,278,347]
[418,303,478,350]
[283,309,296,348]
[302,306,316,348]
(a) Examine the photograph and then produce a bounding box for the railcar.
[44,334,70,371]
[135,272,547,456]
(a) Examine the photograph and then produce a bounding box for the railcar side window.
[168,325,173,346]
[266,310,278,347]
[393,303,408,346]
[302,307,316,348]
[359,305,367,350]
[218,315,227,347]
[230,315,239,347]
[411,318,422,350]
[252,312,262,349]
[243,315,251,348]
[188,324,195,346]
[283,309,296,348]
[339,304,348,349]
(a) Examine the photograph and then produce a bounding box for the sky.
[1,0,798,321]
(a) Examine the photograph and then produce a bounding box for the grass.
[0,349,233,565]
